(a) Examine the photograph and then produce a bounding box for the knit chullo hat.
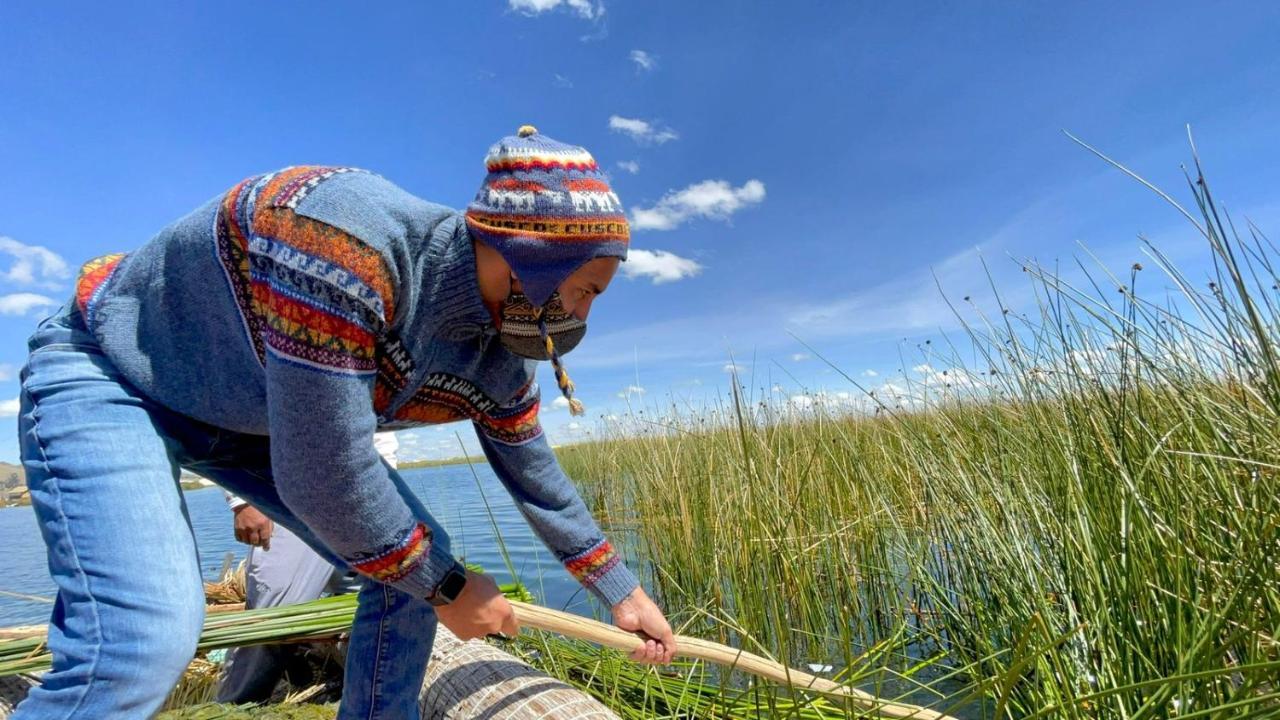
[465,125,630,416]
[465,125,630,306]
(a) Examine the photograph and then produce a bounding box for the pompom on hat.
[465,125,630,307]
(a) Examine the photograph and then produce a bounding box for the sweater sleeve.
[239,169,457,599]
[473,383,640,607]
[264,354,456,598]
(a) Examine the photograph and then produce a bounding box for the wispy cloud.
[0,292,57,316]
[509,0,602,19]
[608,115,678,145]
[616,160,640,175]
[552,73,574,88]
[862,369,879,378]
[574,184,1238,373]
[0,398,19,417]
[791,353,810,362]
[620,249,702,284]
[631,179,765,231]
[785,244,1005,339]
[0,236,69,289]
[617,384,646,399]
[630,50,656,72]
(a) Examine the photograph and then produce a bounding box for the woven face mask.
[499,291,587,360]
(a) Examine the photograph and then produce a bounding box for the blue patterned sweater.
[74,166,639,606]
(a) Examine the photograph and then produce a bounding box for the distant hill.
[0,462,23,491]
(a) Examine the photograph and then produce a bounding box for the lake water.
[0,464,978,716]
[0,464,598,627]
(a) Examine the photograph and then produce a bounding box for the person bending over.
[16,126,673,719]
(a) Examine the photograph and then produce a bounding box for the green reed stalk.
[557,148,1280,718]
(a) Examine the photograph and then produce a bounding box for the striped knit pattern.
[75,253,126,328]
[563,539,622,587]
[483,143,597,172]
[352,522,432,584]
[373,333,415,414]
[463,213,629,243]
[393,374,542,445]
[214,167,394,377]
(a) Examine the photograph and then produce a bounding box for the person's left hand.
[611,587,676,664]
[233,505,274,550]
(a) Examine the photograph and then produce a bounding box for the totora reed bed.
[556,140,1279,718]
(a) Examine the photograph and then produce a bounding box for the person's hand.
[433,570,519,641]
[232,505,273,550]
[612,587,676,664]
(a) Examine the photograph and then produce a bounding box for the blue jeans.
[16,305,439,719]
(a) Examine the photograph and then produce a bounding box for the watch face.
[440,568,467,601]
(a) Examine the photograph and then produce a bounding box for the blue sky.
[2,1,1280,462]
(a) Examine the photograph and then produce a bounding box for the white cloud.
[0,398,19,417]
[722,362,743,374]
[919,366,986,391]
[912,363,934,374]
[0,292,57,316]
[631,179,766,231]
[791,353,810,362]
[877,382,909,401]
[620,249,702,284]
[0,237,70,288]
[552,73,574,88]
[0,364,13,382]
[862,369,879,378]
[509,0,601,19]
[608,115,678,145]
[616,160,640,175]
[786,244,1001,339]
[630,50,656,72]
[550,396,571,410]
[617,384,646,399]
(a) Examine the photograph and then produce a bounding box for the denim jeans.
[16,304,439,719]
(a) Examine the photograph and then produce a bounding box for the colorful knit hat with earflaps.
[466,125,630,417]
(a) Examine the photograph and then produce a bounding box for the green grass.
[554,144,1280,718]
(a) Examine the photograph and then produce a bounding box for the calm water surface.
[0,464,597,627]
[0,464,979,716]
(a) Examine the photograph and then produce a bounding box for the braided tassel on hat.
[539,317,585,416]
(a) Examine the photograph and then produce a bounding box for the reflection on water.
[0,464,597,627]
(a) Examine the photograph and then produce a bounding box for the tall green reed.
[559,142,1280,718]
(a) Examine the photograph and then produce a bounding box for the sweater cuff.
[350,522,459,600]
[564,539,641,608]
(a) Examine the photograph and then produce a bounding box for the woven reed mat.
[421,626,618,720]
[0,628,618,719]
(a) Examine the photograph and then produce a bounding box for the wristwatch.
[427,561,468,607]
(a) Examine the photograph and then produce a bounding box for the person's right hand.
[433,570,519,641]
[232,505,273,551]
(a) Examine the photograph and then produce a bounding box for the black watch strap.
[428,562,468,607]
